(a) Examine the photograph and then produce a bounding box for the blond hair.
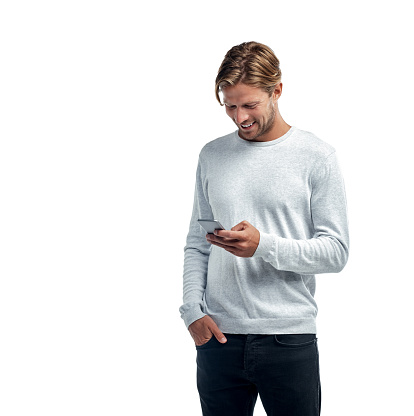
[215,41,282,105]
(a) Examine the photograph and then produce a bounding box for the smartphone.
[198,219,225,234]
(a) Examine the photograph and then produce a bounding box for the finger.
[208,239,240,256]
[206,233,232,243]
[231,220,251,232]
[208,234,239,244]
[213,229,244,239]
[208,321,227,344]
[195,334,213,346]
[207,237,240,249]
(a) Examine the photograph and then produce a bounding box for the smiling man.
[179,41,349,416]
[223,82,288,143]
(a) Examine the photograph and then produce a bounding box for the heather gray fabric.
[180,126,349,334]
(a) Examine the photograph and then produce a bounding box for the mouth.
[240,121,256,130]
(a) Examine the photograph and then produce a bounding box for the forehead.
[222,83,267,104]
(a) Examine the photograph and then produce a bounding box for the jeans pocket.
[195,336,216,350]
[274,334,317,348]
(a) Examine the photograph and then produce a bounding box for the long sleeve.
[253,152,350,274]
[179,158,212,328]
[179,127,349,335]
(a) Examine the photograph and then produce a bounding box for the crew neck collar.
[234,126,296,147]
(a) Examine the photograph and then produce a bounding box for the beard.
[238,102,276,142]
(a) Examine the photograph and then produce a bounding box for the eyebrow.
[224,101,260,106]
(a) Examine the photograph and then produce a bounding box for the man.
[179,41,349,416]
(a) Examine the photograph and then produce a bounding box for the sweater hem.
[210,316,317,335]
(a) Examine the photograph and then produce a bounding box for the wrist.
[252,232,275,259]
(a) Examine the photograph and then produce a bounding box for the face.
[222,83,280,142]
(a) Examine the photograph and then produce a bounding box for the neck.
[268,109,291,141]
[252,107,291,142]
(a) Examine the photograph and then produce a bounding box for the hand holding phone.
[200,219,260,258]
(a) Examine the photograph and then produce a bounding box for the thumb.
[209,322,227,344]
[231,220,250,232]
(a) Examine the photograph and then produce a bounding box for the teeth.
[242,122,254,128]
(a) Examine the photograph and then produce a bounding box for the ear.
[272,83,283,102]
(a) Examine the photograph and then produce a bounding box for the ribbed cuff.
[253,232,275,260]
[180,304,206,328]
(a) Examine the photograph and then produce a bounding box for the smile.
[241,122,255,129]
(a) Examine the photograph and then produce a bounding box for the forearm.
[180,237,210,328]
[254,232,349,275]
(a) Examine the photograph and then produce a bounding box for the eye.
[244,105,256,109]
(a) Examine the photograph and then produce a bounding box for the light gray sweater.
[180,126,349,334]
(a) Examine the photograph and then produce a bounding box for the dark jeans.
[196,333,320,416]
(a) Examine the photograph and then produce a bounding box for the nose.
[235,108,249,124]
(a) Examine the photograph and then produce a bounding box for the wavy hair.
[215,41,282,105]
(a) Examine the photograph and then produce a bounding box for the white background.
[1,1,413,415]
